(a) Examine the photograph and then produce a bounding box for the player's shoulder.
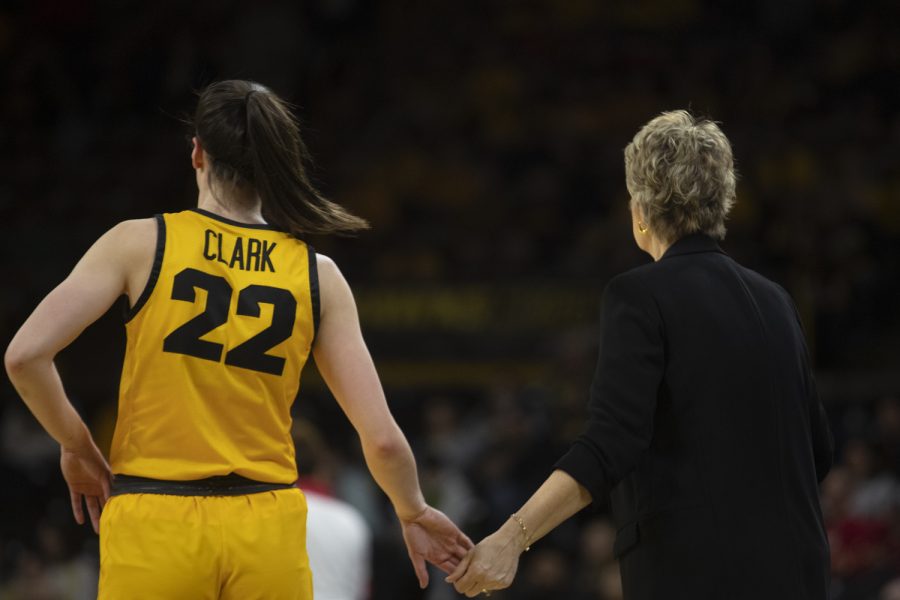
[314,253,342,286]
[110,217,158,249]
[314,252,337,271]
[91,218,160,271]
[109,217,158,239]
[90,217,155,249]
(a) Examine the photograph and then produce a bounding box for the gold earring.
[638,222,648,234]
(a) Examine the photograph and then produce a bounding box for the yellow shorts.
[98,488,312,600]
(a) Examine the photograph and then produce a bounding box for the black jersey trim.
[124,214,166,323]
[307,243,321,341]
[111,473,295,497]
[190,208,279,231]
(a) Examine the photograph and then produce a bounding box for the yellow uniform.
[99,208,317,599]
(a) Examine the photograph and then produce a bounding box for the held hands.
[60,441,111,534]
[446,518,528,597]
[399,506,474,588]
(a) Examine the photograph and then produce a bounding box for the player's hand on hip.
[399,505,474,588]
[446,525,524,597]
[60,442,111,534]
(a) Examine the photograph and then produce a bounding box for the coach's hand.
[446,518,525,597]
[399,506,474,588]
[61,441,111,534]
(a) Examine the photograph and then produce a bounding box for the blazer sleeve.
[554,273,665,503]
[784,288,834,483]
[807,372,833,482]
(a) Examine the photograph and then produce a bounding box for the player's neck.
[196,188,266,225]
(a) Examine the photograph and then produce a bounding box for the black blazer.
[555,234,833,600]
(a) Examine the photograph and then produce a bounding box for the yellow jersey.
[110,208,318,484]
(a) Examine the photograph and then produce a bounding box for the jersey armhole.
[124,214,166,323]
[307,244,320,341]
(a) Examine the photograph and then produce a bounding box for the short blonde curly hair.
[624,110,736,243]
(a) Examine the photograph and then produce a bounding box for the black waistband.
[111,474,295,497]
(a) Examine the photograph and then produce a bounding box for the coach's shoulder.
[605,260,662,297]
[600,268,661,319]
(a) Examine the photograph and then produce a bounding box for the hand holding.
[60,441,111,534]
[400,506,474,588]
[446,520,526,597]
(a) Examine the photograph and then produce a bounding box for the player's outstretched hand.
[60,442,111,534]
[399,506,474,588]
[446,523,525,597]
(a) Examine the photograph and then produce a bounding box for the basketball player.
[5,80,472,599]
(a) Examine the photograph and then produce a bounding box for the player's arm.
[312,254,472,587]
[4,218,155,532]
[311,254,424,518]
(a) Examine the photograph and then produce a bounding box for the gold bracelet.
[510,513,531,551]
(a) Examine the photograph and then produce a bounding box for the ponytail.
[193,80,369,237]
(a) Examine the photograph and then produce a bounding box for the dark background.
[1,1,899,598]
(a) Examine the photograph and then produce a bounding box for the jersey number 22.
[162,268,296,376]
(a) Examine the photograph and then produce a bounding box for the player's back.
[111,208,318,484]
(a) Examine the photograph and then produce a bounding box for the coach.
[448,110,834,599]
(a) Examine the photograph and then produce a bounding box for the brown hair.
[193,80,369,236]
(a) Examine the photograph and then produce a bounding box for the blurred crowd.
[2,0,899,598]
